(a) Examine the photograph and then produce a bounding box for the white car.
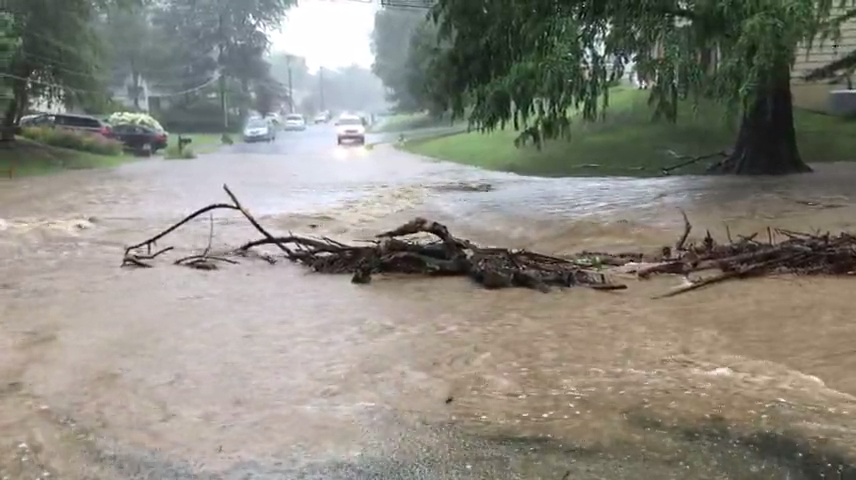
[284,114,306,131]
[335,115,366,145]
[265,113,282,126]
[242,118,276,143]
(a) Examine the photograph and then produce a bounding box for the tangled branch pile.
[620,211,856,297]
[122,185,856,297]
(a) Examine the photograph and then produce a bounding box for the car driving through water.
[335,114,366,145]
[242,118,277,143]
[284,114,306,131]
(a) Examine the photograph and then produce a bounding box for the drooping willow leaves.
[429,0,856,147]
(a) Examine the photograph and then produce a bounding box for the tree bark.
[712,64,812,175]
[2,91,17,128]
[1,75,27,140]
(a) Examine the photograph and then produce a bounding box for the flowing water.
[3,143,856,479]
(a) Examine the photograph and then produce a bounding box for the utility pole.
[286,55,294,113]
[318,67,325,113]
[217,13,228,132]
[219,69,228,130]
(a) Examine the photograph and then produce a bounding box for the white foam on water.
[677,353,856,424]
[305,185,430,227]
[0,217,95,235]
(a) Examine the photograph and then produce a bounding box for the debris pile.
[122,184,856,297]
[616,211,856,297]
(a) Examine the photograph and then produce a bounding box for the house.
[28,96,70,114]
[791,5,856,113]
[25,73,167,115]
[110,73,172,113]
[642,7,856,115]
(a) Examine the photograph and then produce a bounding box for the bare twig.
[222,184,292,255]
[202,213,215,257]
[675,208,692,252]
[123,203,237,257]
[661,150,729,175]
[174,255,239,265]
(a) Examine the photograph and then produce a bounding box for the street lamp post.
[319,67,325,113]
[286,54,294,113]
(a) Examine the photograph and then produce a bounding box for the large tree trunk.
[713,64,811,175]
[2,94,17,128]
[2,77,24,128]
[3,61,32,127]
[1,76,27,141]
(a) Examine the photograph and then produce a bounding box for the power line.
[378,0,433,9]
[148,73,221,97]
[292,0,432,8]
[18,50,214,81]
[0,71,221,98]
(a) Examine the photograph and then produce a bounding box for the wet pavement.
[3,123,856,479]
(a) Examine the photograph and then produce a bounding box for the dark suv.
[108,123,168,154]
[21,113,112,137]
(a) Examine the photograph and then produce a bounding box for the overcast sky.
[270,0,379,72]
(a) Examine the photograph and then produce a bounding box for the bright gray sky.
[271,0,379,72]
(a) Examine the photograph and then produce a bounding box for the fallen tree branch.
[222,184,292,255]
[661,150,729,175]
[120,186,856,296]
[121,186,625,291]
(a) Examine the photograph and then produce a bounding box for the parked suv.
[21,113,112,137]
[108,123,168,154]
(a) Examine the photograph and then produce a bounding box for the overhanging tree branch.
[804,49,856,81]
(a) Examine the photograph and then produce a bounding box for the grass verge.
[370,112,457,133]
[168,133,222,154]
[0,137,131,177]
[163,144,196,160]
[401,88,856,177]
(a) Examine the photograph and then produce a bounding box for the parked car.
[265,113,282,126]
[19,114,42,126]
[335,114,366,145]
[313,112,328,124]
[243,118,276,143]
[108,123,168,154]
[20,113,112,137]
[284,113,306,131]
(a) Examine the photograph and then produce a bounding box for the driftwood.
[122,184,626,292]
[661,149,730,175]
[618,211,856,298]
[122,185,856,297]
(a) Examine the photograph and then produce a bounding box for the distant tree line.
[1,0,294,133]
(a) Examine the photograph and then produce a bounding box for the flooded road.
[3,124,856,479]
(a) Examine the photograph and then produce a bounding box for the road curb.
[368,129,467,151]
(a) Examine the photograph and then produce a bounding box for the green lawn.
[0,138,131,177]
[402,88,856,177]
[370,112,457,133]
[168,133,222,154]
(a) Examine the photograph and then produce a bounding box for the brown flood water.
[2,146,856,478]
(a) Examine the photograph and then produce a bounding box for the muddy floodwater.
[3,135,856,479]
